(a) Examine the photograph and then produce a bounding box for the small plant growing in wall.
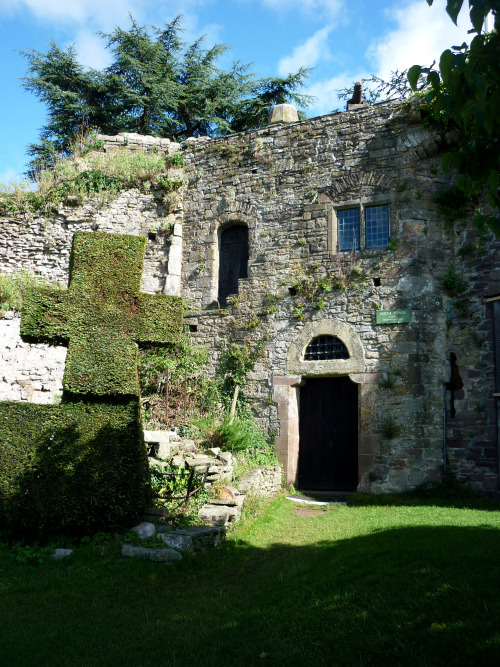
[378,416,402,440]
[294,304,304,320]
[168,152,185,167]
[441,265,467,298]
[261,292,280,315]
[378,370,401,390]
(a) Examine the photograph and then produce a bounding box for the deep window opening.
[218,225,249,307]
[304,335,349,361]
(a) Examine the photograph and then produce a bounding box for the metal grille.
[304,336,349,360]
[366,205,389,248]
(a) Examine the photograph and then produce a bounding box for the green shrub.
[0,400,149,538]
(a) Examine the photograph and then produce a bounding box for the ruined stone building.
[1,100,499,496]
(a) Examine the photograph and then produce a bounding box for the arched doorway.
[274,319,365,489]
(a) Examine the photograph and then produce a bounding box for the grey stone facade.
[1,103,499,495]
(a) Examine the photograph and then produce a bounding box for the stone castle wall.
[1,104,498,495]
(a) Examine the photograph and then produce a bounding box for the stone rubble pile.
[144,430,282,527]
[121,521,225,562]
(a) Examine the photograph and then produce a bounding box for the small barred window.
[304,336,349,361]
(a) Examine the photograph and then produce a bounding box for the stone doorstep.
[185,456,215,467]
[121,544,182,562]
[208,496,246,507]
[198,503,241,526]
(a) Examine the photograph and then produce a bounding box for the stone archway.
[273,319,365,488]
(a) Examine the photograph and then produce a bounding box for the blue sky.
[0,0,473,182]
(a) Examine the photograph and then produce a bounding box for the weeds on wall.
[0,145,185,219]
[138,323,277,485]
[441,264,468,298]
[0,271,60,317]
[139,331,221,428]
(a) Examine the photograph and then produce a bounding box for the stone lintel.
[273,376,301,386]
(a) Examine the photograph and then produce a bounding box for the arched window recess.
[304,335,349,361]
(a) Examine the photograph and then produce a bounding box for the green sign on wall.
[375,309,411,325]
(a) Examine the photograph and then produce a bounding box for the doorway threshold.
[286,493,348,506]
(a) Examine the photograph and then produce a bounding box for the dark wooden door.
[298,377,358,491]
[218,226,248,307]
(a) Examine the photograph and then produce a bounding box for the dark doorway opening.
[218,225,249,307]
[298,376,358,491]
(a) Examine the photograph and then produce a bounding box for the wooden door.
[298,376,358,491]
[218,226,248,307]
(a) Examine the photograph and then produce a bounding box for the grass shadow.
[0,508,499,666]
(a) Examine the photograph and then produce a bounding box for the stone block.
[131,522,156,539]
[198,505,229,525]
[268,104,299,124]
[158,532,194,553]
[121,544,182,562]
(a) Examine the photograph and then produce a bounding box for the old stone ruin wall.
[0,134,183,403]
[0,102,498,496]
[178,102,499,496]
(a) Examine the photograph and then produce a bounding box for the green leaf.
[439,49,454,86]
[427,70,441,89]
[474,213,500,237]
[445,0,464,25]
[470,1,489,33]
[442,151,457,174]
[407,65,422,90]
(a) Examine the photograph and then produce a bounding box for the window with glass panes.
[337,204,389,251]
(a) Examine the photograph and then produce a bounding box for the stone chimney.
[346,81,368,111]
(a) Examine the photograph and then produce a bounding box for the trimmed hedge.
[0,399,149,537]
[21,232,183,396]
[0,231,183,537]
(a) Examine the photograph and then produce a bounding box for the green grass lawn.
[1,495,499,666]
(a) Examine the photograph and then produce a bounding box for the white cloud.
[1,0,223,71]
[71,30,112,70]
[368,1,473,80]
[0,167,26,186]
[1,0,132,24]
[306,71,370,116]
[0,0,212,30]
[260,0,343,20]
[278,25,332,76]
